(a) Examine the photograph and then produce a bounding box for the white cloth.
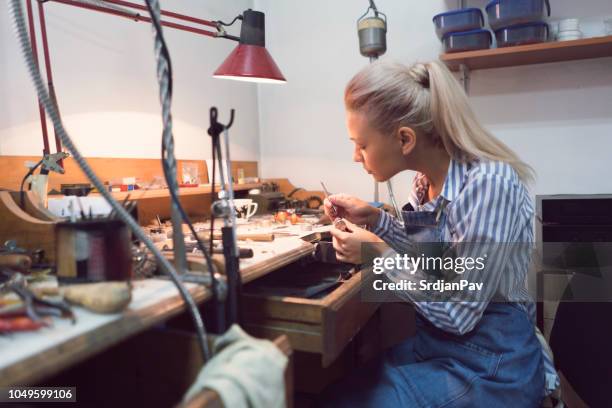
[183,325,288,408]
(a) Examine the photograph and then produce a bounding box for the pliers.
[0,271,75,324]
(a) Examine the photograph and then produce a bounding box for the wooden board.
[0,191,56,262]
[0,233,313,386]
[175,237,315,285]
[105,183,260,201]
[441,35,612,71]
[0,156,258,192]
[0,279,210,386]
[9,191,57,221]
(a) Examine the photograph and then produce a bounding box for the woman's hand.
[323,194,381,228]
[330,219,384,264]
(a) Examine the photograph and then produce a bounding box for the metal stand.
[208,107,241,330]
[460,63,470,94]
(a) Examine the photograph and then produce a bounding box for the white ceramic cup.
[233,199,258,220]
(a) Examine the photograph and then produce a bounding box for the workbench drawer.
[242,267,379,367]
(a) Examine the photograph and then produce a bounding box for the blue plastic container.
[442,29,492,53]
[486,0,551,30]
[433,8,484,39]
[495,22,549,47]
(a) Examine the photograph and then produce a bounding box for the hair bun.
[408,63,430,89]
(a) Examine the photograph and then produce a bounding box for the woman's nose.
[353,148,363,163]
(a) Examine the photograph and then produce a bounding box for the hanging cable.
[216,14,242,27]
[143,0,220,306]
[9,0,211,361]
[19,159,43,209]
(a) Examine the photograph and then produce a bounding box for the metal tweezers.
[320,182,349,232]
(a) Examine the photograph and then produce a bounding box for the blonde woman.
[321,61,558,407]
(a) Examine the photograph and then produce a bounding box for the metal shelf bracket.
[459,63,471,94]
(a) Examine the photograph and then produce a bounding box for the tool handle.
[0,254,32,272]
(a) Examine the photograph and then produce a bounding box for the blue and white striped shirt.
[371,158,559,396]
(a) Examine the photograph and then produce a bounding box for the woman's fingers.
[328,194,351,211]
[329,225,350,240]
[333,237,346,257]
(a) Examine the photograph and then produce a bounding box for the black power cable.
[19,159,43,209]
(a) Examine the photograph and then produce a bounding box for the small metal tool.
[320,182,338,218]
[1,272,75,323]
[320,182,349,232]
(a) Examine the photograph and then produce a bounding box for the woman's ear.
[397,126,416,156]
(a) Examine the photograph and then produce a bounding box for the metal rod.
[460,63,470,95]
[221,127,241,326]
[386,179,403,223]
[370,54,380,202]
[25,0,50,155]
[50,0,218,38]
[37,1,64,168]
[102,0,217,28]
[222,127,239,258]
[170,201,188,272]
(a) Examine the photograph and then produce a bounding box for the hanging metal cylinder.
[357,5,387,59]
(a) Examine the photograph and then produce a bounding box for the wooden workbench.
[0,232,315,386]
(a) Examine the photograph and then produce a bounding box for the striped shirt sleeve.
[378,172,524,335]
[370,210,416,254]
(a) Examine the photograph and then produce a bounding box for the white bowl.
[557,34,582,41]
[558,29,582,37]
[559,18,580,31]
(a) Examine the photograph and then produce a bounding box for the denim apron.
[321,202,545,408]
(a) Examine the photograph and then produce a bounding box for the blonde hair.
[344,60,535,183]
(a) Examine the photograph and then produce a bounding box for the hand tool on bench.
[0,271,75,323]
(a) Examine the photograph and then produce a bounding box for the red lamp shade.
[213,43,286,84]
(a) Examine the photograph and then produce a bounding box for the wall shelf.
[94,183,261,201]
[441,35,612,71]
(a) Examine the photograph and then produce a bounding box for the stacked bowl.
[433,8,491,53]
[486,0,552,47]
[556,18,582,41]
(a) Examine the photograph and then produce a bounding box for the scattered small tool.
[0,316,50,333]
[212,246,253,259]
[0,254,32,273]
[0,240,45,269]
[0,272,75,323]
[164,243,254,259]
